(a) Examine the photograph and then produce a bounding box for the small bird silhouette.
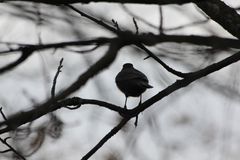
[115,63,153,109]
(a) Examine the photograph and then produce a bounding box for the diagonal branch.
[81,118,130,160]
[0,137,26,160]
[0,48,33,74]
[51,58,64,98]
[196,0,240,39]
[131,50,240,115]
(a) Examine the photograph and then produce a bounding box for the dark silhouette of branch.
[81,118,130,160]
[159,6,163,34]
[0,107,7,121]
[51,58,64,98]
[64,45,100,54]
[0,48,33,74]
[0,38,109,75]
[0,137,26,160]
[65,4,118,34]
[0,38,110,55]
[138,44,188,78]
[132,18,139,35]
[196,0,240,39]
[0,108,26,160]
[0,0,196,5]
[0,97,125,134]
[132,50,240,114]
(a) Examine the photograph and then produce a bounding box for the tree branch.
[51,58,64,98]
[0,97,125,134]
[131,50,240,115]
[0,137,26,160]
[196,0,240,39]
[0,47,33,74]
[81,118,129,160]
[0,0,196,5]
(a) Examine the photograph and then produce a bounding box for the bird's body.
[115,63,153,109]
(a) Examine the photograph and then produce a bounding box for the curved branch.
[0,48,32,74]
[138,44,188,78]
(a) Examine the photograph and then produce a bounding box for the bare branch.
[64,45,100,54]
[0,48,33,74]
[132,50,240,115]
[81,118,130,160]
[132,17,139,35]
[65,4,118,34]
[0,0,195,5]
[159,6,163,34]
[0,96,126,134]
[51,58,64,98]
[0,38,110,55]
[196,0,240,39]
[112,19,121,31]
[138,44,188,78]
[0,107,7,121]
[0,137,26,160]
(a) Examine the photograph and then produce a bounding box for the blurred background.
[0,1,240,160]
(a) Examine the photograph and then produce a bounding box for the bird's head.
[123,63,133,69]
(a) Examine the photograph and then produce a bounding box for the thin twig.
[0,137,26,160]
[0,107,7,121]
[121,4,158,30]
[112,19,121,31]
[65,4,118,34]
[138,44,188,78]
[159,6,163,34]
[51,58,64,98]
[133,17,139,34]
[64,45,100,54]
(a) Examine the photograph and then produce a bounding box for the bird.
[115,63,153,109]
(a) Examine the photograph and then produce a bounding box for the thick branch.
[196,0,240,39]
[1,0,196,5]
[0,48,33,74]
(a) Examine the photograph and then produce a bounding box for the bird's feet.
[134,115,138,127]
